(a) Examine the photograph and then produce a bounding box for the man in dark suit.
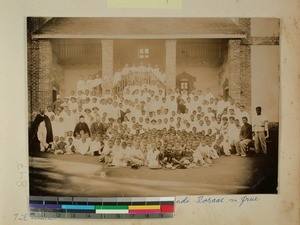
[90,116,104,137]
[74,116,91,137]
[177,98,187,114]
[237,117,252,157]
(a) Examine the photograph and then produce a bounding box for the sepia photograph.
[27,17,280,197]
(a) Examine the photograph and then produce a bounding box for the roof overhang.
[33,34,246,39]
[32,17,247,39]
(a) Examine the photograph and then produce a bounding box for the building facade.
[27,17,279,121]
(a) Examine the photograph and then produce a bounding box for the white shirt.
[252,114,268,132]
[146,149,160,165]
[89,140,102,152]
[77,140,90,155]
[37,121,47,146]
[77,80,86,92]
[86,79,94,91]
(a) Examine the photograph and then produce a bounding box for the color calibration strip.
[29,196,174,219]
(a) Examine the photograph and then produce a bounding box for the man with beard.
[29,108,53,153]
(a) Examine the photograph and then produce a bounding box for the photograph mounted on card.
[27,17,279,197]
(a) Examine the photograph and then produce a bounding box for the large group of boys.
[42,71,253,169]
[112,63,166,85]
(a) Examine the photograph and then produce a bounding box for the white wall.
[251,18,280,37]
[177,65,220,96]
[251,45,279,122]
[63,64,101,97]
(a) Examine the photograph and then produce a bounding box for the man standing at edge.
[252,106,269,155]
[30,108,53,153]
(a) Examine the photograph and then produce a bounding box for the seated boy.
[54,136,67,155]
[65,137,76,155]
[89,135,102,156]
[76,137,90,155]
[99,139,115,164]
[162,143,175,169]
[171,143,190,169]
[128,142,145,169]
[205,136,219,159]
[111,141,128,167]
[146,141,161,168]
[192,141,208,166]
[49,136,60,153]
[199,141,213,165]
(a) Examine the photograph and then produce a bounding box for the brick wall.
[240,45,251,111]
[27,39,39,117]
[223,40,252,113]
[221,18,278,115]
[27,18,49,119]
[228,40,242,103]
[28,17,64,120]
[38,40,53,109]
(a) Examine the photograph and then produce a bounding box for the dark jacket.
[240,123,252,140]
[74,122,91,136]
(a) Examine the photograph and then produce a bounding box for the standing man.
[52,95,63,113]
[77,75,86,92]
[177,98,187,114]
[252,106,269,155]
[237,117,252,157]
[93,72,103,95]
[30,108,53,153]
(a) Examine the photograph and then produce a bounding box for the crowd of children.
[40,72,254,169]
[113,63,166,85]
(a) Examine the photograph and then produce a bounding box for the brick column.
[101,40,114,91]
[165,40,177,91]
[38,39,53,109]
[28,39,40,115]
[228,40,242,104]
[240,45,251,112]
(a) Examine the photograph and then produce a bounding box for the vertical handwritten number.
[17,164,25,170]
[16,180,27,187]
[14,213,18,221]
[22,214,28,221]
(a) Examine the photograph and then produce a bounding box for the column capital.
[101,39,114,43]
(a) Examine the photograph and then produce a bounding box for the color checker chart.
[29,196,175,219]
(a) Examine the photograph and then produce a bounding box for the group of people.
[113,63,166,86]
[31,79,269,169]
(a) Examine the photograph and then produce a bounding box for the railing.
[113,71,166,94]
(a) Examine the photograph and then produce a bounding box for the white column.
[165,40,177,91]
[101,40,114,91]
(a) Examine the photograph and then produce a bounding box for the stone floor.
[29,152,278,197]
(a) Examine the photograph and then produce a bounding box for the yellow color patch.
[128,205,161,210]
